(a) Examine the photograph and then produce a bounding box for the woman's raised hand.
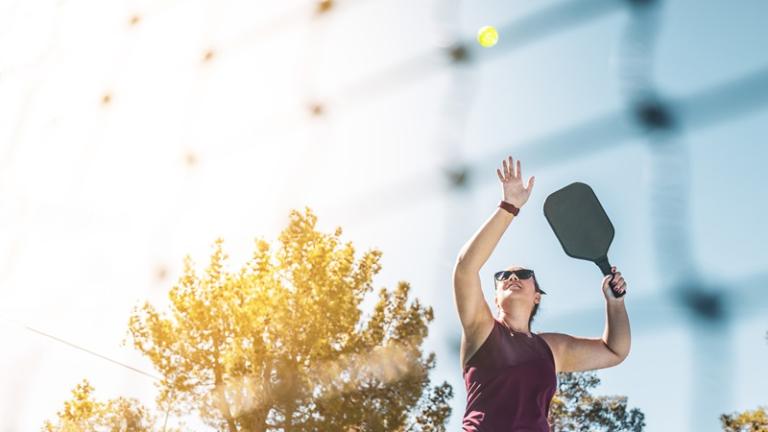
[496,155,535,208]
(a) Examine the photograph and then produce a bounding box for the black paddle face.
[544,182,616,279]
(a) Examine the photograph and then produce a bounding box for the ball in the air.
[477,25,499,48]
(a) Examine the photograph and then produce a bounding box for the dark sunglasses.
[494,269,535,281]
[493,269,547,294]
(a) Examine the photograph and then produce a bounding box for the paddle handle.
[596,257,626,298]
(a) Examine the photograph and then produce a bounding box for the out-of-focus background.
[1,0,767,430]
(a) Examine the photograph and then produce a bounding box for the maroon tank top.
[462,319,557,431]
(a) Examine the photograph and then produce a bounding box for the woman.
[453,156,631,431]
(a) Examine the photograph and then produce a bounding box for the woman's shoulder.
[536,331,567,345]
[536,331,568,341]
[535,332,568,355]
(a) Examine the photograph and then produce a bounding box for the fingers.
[505,156,513,178]
[497,156,523,181]
[605,278,626,292]
[613,281,627,295]
[608,266,627,293]
[499,156,533,184]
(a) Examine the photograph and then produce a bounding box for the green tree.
[548,371,645,431]
[124,207,452,431]
[43,379,156,432]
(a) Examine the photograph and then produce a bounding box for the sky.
[1,0,767,431]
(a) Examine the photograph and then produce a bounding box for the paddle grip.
[596,257,626,298]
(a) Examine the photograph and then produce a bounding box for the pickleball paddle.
[543,182,624,298]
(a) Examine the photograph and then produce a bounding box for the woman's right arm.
[453,156,535,332]
[455,207,517,273]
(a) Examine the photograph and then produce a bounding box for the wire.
[1,318,161,381]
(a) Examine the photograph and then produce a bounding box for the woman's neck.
[497,313,531,335]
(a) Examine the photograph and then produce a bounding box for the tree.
[548,371,645,431]
[720,407,768,432]
[718,331,768,431]
[124,207,452,431]
[43,379,156,432]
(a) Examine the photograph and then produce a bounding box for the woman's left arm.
[603,266,631,359]
[540,266,631,372]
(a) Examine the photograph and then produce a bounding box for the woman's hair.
[529,276,543,329]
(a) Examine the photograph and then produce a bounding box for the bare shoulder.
[537,332,569,349]
[537,332,569,372]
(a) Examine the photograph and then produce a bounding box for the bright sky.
[1,0,767,431]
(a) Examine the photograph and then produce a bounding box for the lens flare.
[211,339,422,417]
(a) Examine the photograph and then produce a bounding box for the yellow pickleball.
[477,25,499,48]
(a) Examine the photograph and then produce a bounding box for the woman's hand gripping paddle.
[543,182,625,298]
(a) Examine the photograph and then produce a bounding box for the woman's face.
[495,266,540,308]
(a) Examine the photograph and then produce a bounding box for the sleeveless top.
[461,319,557,431]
